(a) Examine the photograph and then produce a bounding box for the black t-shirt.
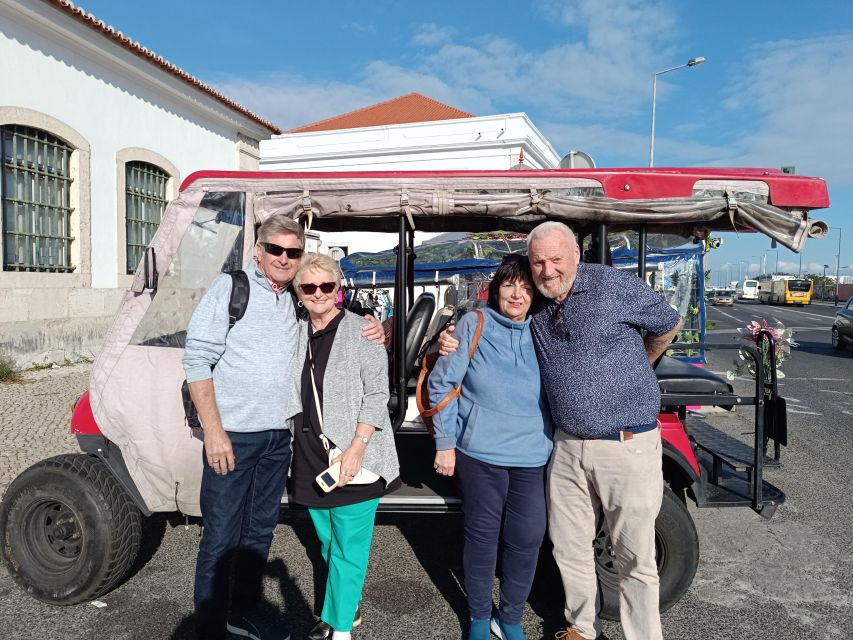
[289,310,398,507]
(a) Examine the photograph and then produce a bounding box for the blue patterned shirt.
[531,263,680,438]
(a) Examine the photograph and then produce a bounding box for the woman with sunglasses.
[288,252,400,640]
[428,254,553,640]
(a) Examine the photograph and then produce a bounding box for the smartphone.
[315,461,341,493]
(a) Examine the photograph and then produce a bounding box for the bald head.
[527,222,580,302]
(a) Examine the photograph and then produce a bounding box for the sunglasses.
[299,282,337,295]
[260,242,303,259]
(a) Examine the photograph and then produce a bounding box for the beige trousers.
[547,428,664,640]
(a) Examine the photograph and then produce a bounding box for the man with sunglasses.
[183,214,384,640]
[440,221,680,640]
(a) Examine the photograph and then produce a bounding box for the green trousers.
[308,498,379,632]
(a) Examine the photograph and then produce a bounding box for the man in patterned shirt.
[441,221,681,640]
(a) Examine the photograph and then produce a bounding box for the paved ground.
[1,303,852,639]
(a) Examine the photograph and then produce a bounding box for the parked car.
[712,289,736,306]
[831,296,853,350]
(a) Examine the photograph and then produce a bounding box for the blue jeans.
[455,450,547,625]
[194,429,292,639]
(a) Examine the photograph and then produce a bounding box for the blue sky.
[77,0,852,280]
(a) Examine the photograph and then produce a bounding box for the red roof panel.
[287,93,474,133]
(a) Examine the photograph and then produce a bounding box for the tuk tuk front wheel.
[593,486,699,619]
[0,454,141,605]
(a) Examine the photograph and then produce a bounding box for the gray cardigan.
[288,310,400,485]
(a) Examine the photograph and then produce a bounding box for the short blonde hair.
[294,252,342,288]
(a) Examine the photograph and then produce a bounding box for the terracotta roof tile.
[287,93,474,133]
[45,1,281,134]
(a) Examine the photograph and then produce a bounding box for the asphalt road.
[1,301,851,639]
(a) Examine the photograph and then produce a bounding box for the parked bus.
[738,279,759,300]
[758,276,813,305]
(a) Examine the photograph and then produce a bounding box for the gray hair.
[257,213,305,247]
[526,221,577,249]
[294,252,342,288]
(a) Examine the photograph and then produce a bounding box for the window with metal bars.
[1,125,75,272]
[125,161,168,274]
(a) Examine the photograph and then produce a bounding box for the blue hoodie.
[427,306,553,467]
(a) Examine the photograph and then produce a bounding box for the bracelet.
[353,434,371,445]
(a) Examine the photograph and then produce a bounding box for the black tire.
[831,327,846,351]
[594,486,699,620]
[0,454,141,605]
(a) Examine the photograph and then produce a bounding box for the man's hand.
[437,324,459,355]
[645,318,684,364]
[204,426,235,475]
[188,379,235,474]
[434,449,456,476]
[362,314,386,345]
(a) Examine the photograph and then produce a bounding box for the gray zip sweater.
[183,261,299,433]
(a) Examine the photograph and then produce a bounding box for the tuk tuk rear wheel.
[593,486,699,619]
[0,454,141,605]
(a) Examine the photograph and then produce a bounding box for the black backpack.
[181,271,252,432]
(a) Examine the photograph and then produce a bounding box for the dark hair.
[486,254,541,318]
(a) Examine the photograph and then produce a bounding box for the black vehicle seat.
[404,293,436,380]
[655,356,732,395]
[422,304,455,352]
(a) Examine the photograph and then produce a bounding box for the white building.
[260,93,563,255]
[1,0,279,365]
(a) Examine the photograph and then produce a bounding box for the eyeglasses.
[299,282,337,295]
[260,242,303,259]
[552,302,571,341]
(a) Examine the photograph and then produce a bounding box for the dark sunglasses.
[260,242,303,259]
[299,282,337,295]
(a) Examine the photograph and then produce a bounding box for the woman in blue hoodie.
[428,254,553,640]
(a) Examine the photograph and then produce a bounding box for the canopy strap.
[402,191,415,230]
[302,190,313,229]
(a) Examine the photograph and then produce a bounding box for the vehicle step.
[688,419,777,471]
[696,450,785,516]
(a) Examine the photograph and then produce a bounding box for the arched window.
[125,161,168,274]
[1,125,74,272]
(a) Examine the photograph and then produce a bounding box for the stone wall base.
[0,287,125,368]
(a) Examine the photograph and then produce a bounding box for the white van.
[740,279,760,300]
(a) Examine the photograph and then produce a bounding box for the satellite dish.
[560,150,596,169]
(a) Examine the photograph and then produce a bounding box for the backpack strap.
[419,310,484,419]
[227,270,250,332]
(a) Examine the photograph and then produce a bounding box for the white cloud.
[718,34,853,187]
[346,22,377,34]
[208,74,385,131]
[412,23,455,47]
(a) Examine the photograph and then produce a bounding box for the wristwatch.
[353,434,371,445]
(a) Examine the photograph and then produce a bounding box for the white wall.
[260,113,561,255]
[0,0,273,365]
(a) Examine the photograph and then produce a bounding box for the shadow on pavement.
[383,512,469,635]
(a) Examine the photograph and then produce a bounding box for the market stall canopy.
[179,168,830,252]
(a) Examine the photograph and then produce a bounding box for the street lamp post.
[751,255,761,279]
[649,57,706,167]
[830,227,843,305]
[766,249,779,275]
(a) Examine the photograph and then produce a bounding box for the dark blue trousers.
[194,429,292,639]
[455,450,547,624]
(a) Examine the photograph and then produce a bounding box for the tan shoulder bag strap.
[419,310,484,418]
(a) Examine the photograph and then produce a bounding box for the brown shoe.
[554,627,595,640]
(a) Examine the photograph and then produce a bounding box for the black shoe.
[306,619,332,640]
[226,610,291,640]
[306,608,362,639]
